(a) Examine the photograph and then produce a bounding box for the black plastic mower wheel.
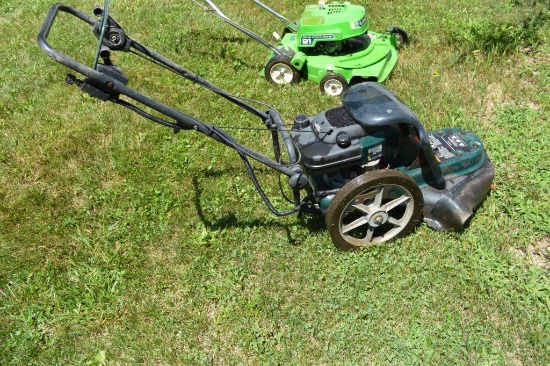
[319,73,348,96]
[265,56,300,85]
[391,27,409,47]
[325,170,424,251]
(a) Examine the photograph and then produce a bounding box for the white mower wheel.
[265,56,300,85]
[320,73,348,96]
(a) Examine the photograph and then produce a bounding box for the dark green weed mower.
[38,3,493,250]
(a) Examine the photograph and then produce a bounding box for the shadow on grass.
[191,171,326,247]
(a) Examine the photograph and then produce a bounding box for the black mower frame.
[37,3,448,214]
[37,3,323,217]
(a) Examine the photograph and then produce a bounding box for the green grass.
[1,0,549,364]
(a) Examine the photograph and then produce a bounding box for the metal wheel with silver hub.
[320,73,348,96]
[325,170,423,251]
[265,56,300,85]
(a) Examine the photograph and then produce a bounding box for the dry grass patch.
[512,236,550,270]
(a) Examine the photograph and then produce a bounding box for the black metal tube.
[268,110,298,165]
[38,4,98,69]
[129,41,269,120]
[92,0,110,69]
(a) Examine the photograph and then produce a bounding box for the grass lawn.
[1,0,549,364]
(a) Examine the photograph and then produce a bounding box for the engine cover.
[291,105,401,176]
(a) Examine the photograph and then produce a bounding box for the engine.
[290,82,429,191]
[290,105,402,190]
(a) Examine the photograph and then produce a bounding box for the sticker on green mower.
[350,16,367,30]
[300,34,335,46]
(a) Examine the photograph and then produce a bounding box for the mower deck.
[269,30,398,84]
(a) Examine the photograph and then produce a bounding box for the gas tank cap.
[293,114,310,129]
[336,132,351,148]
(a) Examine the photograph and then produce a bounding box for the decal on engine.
[368,144,383,159]
[300,34,335,46]
[313,123,322,134]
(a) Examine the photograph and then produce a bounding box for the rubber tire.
[265,56,300,85]
[319,73,348,96]
[325,170,423,251]
[391,27,409,47]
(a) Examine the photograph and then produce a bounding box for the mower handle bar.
[37,3,302,180]
[199,0,282,56]
[251,0,298,32]
[37,4,98,77]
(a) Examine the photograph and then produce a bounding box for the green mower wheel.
[325,170,423,250]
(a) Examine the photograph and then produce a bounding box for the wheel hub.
[368,211,389,227]
[324,80,343,96]
[271,64,291,84]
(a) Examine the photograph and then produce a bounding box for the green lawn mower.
[38,3,494,251]
[198,0,408,96]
